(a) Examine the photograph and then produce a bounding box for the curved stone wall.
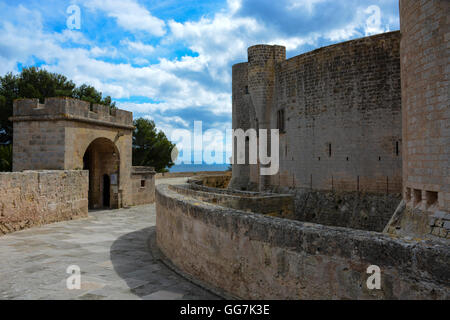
[276,31,402,193]
[248,45,286,190]
[156,184,449,299]
[400,0,449,212]
[230,63,252,189]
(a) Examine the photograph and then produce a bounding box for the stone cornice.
[9,114,135,130]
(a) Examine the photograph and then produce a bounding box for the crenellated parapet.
[11,97,133,130]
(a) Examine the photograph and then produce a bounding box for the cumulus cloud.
[82,0,166,37]
[120,39,155,54]
[288,0,327,13]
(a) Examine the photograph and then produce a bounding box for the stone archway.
[83,138,120,209]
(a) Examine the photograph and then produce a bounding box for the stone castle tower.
[386,0,450,238]
[232,45,286,191]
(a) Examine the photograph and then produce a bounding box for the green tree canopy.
[0,67,115,145]
[0,67,175,173]
[73,84,116,108]
[132,118,175,173]
[0,144,12,172]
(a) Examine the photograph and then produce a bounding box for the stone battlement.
[11,97,133,129]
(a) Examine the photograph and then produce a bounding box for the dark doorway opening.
[103,174,110,208]
[83,138,120,210]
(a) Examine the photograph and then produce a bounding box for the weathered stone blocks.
[156,184,449,299]
[0,170,88,236]
[131,166,156,206]
[400,0,450,214]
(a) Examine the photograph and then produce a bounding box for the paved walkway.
[0,178,219,300]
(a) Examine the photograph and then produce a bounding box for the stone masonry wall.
[385,203,450,240]
[171,184,294,218]
[288,188,402,232]
[196,174,231,189]
[382,0,450,241]
[248,45,286,190]
[12,120,66,171]
[400,0,450,215]
[274,31,402,193]
[65,122,133,208]
[131,166,156,206]
[230,62,253,189]
[12,97,132,126]
[0,170,88,235]
[156,184,449,299]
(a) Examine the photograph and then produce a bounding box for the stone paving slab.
[0,198,219,300]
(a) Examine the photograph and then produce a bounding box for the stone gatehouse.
[9,97,155,210]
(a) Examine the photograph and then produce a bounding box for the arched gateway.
[83,137,120,209]
[10,97,155,208]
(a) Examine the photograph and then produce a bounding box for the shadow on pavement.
[109,226,220,300]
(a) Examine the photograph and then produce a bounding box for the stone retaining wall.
[196,174,231,189]
[156,184,449,299]
[286,188,402,232]
[0,170,88,235]
[171,184,294,218]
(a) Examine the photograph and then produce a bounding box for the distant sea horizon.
[168,163,230,173]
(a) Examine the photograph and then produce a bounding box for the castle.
[0,0,448,300]
[229,0,449,240]
[154,0,449,300]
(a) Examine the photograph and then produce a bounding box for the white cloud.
[121,39,155,54]
[53,30,92,45]
[0,0,399,143]
[132,57,150,65]
[167,11,263,84]
[0,5,230,115]
[89,46,118,58]
[227,0,242,14]
[158,55,208,72]
[82,0,166,36]
[323,5,389,42]
[288,0,327,13]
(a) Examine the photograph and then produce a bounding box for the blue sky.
[0,0,399,154]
